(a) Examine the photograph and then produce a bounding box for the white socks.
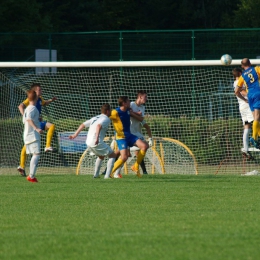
[94,157,103,178]
[105,158,115,179]
[243,128,250,152]
[114,165,123,178]
[30,154,40,178]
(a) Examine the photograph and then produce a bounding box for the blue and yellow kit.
[110,107,139,149]
[237,66,260,110]
[23,96,46,115]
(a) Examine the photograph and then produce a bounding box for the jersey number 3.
[248,73,255,83]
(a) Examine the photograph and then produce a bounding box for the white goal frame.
[1,59,260,68]
[1,59,260,176]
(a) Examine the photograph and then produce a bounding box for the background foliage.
[0,0,259,33]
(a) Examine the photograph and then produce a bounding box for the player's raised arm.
[43,96,57,106]
[18,99,29,116]
[69,123,86,139]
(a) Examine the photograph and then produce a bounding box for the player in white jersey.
[69,104,118,178]
[233,68,254,160]
[130,90,153,174]
[23,90,43,182]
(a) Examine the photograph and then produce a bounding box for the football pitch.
[1,174,260,260]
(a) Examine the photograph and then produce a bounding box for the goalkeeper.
[130,90,152,174]
[17,83,57,176]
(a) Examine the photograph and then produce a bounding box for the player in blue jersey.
[236,58,260,148]
[233,68,254,160]
[109,96,149,178]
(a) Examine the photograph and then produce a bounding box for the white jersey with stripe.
[130,101,145,135]
[83,114,111,147]
[23,105,41,145]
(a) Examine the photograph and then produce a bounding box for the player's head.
[232,68,242,79]
[241,58,251,69]
[101,103,111,117]
[26,89,37,102]
[31,83,42,96]
[118,96,130,108]
[136,90,147,104]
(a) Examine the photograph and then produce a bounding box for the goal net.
[1,60,259,175]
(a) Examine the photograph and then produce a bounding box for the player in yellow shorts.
[17,83,57,176]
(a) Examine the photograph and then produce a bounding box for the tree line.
[0,0,259,33]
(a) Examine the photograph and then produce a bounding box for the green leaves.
[0,0,255,32]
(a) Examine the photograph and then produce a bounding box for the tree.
[0,0,51,32]
[227,0,260,28]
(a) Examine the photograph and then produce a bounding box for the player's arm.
[235,77,248,103]
[255,66,260,77]
[69,120,91,139]
[94,124,102,145]
[142,122,152,138]
[26,119,43,134]
[41,96,57,106]
[234,87,248,103]
[18,99,29,116]
[130,110,144,122]
[142,122,153,146]
[109,110,118,121]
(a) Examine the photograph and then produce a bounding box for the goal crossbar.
[1,59,260,68]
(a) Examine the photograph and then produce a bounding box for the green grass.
[1,174,260,260]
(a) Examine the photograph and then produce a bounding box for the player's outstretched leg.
[250,137,260,149]
[102,156,119,175]
[242,149,254,160]
[110,158,124,178]
[131,140,149,177]
[93,157,103,178]
[17,145,27,176]
[104,157,115,179]
[131,150,146,178]
[45,124,57,152]
[140,159,148,174]
[114,165,123,178]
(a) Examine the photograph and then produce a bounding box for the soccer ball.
[220,54,232,65]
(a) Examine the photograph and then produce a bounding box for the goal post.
[1,59,260,175]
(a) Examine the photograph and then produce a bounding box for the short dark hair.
[118,96,128,106]
[31,83,41,91]
[232,68,242,78]
[137,90,147,98]
[101,103,111,113]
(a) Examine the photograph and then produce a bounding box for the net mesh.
[77,137,197,176]
[0,65,257,175]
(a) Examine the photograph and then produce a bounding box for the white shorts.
[240,107,254,125]
[26,140,41,154]
[88,141,113,157]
